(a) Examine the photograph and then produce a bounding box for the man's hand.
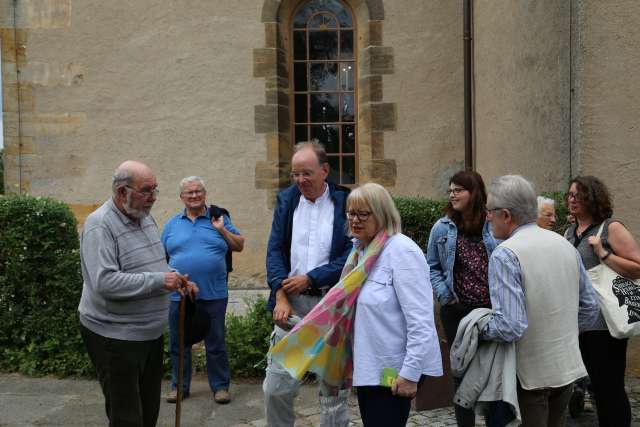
[183,280,199,301]
[212,215,224,231]
[273,289,293,328]
[391,376,417,398]
[163,272,184,292]
[282,275,311,295]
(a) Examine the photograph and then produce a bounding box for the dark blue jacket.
[266,182,351,312]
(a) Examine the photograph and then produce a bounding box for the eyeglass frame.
[181,189,205,197]
[346,210,373,222]
[126,185,159,198]
[565,191,581,201]
[447,187,467,196]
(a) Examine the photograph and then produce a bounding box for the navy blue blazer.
[265,182,351,312]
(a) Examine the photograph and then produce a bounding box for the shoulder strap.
[596,221,607,239]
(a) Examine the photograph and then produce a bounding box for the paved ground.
[2,372,640,427]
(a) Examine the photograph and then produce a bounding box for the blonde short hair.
[347,183,401,235]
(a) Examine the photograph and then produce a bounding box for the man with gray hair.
[78,160,197,427]
[482,174,599,426]
[161,176,244,404]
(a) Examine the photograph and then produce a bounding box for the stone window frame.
[254,0,396,207]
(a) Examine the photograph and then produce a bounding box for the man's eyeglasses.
[290,171,313,180]
[447,187,466,196]
[485,207,507,215]
[181,190,204,197]
[346,210,372,221]
[126,186,159,198]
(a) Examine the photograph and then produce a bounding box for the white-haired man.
[162,176,244,404]
[78,160,197,427]
[536,196,557,230]
[483,175,599,426]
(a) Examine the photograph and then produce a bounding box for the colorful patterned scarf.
[269,230,389,391]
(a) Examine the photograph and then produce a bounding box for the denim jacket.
[425,216,497,305]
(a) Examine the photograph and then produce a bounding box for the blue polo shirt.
[161,210,240,301]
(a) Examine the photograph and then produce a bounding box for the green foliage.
[225,297,272,377]
[393,196,447,249]
[0,149,4,194]
[0,195,92,376]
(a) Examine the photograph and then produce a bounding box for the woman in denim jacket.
[426,170,497,427]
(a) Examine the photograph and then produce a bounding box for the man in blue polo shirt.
[161,176,245,404]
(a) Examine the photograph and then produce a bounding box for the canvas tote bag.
[588,222,640,338]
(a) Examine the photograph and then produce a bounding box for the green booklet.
[379,367,398,387]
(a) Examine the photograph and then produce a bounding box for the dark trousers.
[80,324,163,427]
[169,298,230,393]
[579,330,630,427]
[356,386,412,427]
[517,383,572,427]
[441,302,478,427]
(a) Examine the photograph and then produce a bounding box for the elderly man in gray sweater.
[78,160,197,427]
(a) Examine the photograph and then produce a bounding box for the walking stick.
[175,289,186,427]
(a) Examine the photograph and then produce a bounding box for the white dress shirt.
[353,233,443,386]
[290,184,334,277]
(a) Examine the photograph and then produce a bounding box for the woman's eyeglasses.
[346,210,372,221]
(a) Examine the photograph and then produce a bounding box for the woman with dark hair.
[426,170,498,426]
[565,176,640,427]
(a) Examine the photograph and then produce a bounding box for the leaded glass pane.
[295,125,308,143]
[342,156,355,184]
[341,94,354,122]
[294,63,307,91]
[294,31,307,60]
[310,93,339,122]
[309,31,338,60]
[295,94,308,123]
[340,31,353,59]
[328,156,340,183]
[339,63,354,91]
[342,125,355,153]
[310,62,338,91]
[311,125,339,153]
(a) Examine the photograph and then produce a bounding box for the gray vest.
[501,225,587,389]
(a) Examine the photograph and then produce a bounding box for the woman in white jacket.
[347,183,443,426]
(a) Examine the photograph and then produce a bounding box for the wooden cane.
[175,290,186,427]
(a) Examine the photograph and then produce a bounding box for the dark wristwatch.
[601,250,611,261]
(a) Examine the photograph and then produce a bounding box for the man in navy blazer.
[263,141,351,427]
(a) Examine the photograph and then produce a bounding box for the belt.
[301,287,324,297]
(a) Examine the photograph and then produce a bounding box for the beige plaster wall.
[383,0,464,198]
[474,0,571,193]
[572,0,640,237]
[3,0,270,285]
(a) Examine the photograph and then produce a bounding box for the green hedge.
[0,195,92,376]
[394,196,448,250]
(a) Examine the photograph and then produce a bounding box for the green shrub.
[225,297,272,377]
[394,196,447,250]
[0,195,92,376]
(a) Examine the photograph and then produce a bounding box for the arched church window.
[291,0,356,184]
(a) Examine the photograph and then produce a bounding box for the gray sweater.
[450,308,521,427]
[78,198,169,341]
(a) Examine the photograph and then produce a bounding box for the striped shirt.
[78,198,169,341]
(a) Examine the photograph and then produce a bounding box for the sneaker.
[213,389,231,404]
[166,389,189,404]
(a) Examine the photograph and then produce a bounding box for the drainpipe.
[463,0,473,171]
[12,0,23,194]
